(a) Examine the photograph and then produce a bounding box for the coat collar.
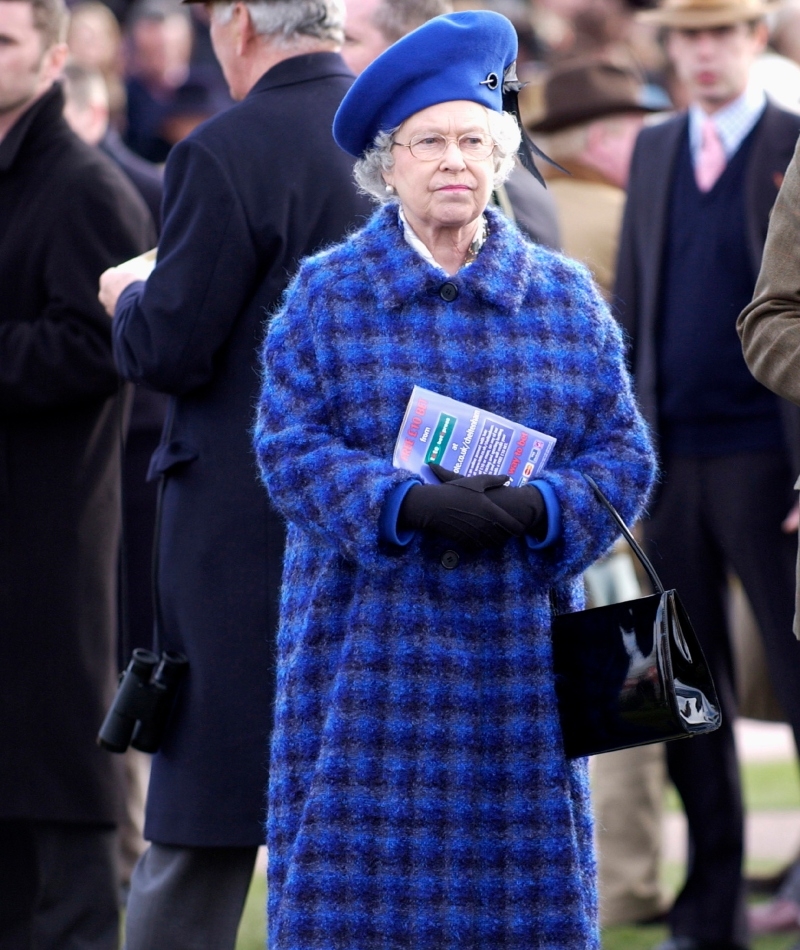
[249,51,355,96]
[0,83,65,173]
[353,203,533,315]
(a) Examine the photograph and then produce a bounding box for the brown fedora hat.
[638,0,776,28]
[528,59,661,134]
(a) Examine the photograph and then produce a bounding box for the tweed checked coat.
[254,204,656,950]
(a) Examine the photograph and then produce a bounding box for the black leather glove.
[486,485,547,539]
[432,464,548,540]
[399,463,525,549]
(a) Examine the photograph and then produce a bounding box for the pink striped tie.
[695,117,726,192]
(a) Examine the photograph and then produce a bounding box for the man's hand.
[782,502,799,534]
[98,268,140,317]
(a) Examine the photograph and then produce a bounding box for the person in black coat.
[0,0,155,946]
[98,1,372,946]
[614,0,800,947]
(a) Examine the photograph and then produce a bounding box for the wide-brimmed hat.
[529,59,662,133]
[638,0,775,28]
[333,10,518,159]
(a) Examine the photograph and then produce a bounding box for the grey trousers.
[123,843,258,950]
[0,820,120,950]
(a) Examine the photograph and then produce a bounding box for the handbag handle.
[583,473,665,595]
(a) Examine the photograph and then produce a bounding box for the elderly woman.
[253,11,655,950]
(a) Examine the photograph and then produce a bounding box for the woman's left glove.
[430,463,548,539]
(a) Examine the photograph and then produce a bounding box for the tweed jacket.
[254,204,655,950]
[738,134,800,634]
[615,102,800,464]
[739,134,800,404]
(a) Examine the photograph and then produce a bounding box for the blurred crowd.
[56,0,800,183]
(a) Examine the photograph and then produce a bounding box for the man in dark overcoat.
[614,0,800,947]
[98,0,372,946]
[0,0,155,945]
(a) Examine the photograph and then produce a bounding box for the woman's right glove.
[398,467,526,549]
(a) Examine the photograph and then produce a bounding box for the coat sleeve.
[0,165,154,413]
[113,136,264,394]
[737,135,800,407]
[253,263,419,566]
[524,270,657,588]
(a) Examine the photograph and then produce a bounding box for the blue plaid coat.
[254,204,656,950]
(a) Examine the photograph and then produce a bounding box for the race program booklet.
[393,385,557,487]
[117,247,157,281]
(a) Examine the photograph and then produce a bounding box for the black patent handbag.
[551,475,722,758]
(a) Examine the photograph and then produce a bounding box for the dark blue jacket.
[113,52,372,847]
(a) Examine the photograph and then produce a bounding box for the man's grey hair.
[213,0,345,44]
[373,0,452,44]
[354,108,521,203]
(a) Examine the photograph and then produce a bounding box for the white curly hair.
[353,107,522,203]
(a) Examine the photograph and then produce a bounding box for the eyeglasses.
[392,132,496,161]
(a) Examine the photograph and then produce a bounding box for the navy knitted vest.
[656,121,782,457]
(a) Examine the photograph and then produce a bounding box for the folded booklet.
[117,247,157,281]
[393,385,557,487]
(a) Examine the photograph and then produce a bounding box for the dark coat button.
[439,282,458,302]
[441,549,459,569]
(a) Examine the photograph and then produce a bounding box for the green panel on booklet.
[425,413,456,465]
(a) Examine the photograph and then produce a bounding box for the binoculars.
[97,648,188,754]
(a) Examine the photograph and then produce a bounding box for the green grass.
[664,759,800,812]
[601,923,798,949]
[235,761,800,950]
[236,871,266,950]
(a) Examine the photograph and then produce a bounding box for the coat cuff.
[379,478,420,546]
[525,479,561,549]
[115,279,146,318]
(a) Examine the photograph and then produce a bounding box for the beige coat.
[546,166,625,300]
[738,134,800,636]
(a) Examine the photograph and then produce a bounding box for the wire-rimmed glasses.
[392,131,496,161]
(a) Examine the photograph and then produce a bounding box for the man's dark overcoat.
[0,85,155,823]
[113,52,373,847]
[615,102,800,461]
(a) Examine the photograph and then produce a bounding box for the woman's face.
[382,100,495,235]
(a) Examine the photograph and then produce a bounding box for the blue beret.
[333,10,518,158]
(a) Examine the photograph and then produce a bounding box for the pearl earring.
[385,184,395,195]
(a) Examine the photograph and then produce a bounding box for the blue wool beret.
[333,10,519,158]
